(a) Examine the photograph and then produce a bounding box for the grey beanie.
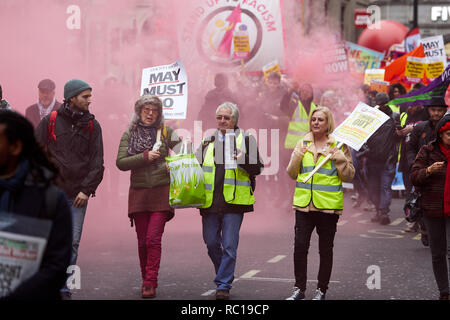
[64,79,92,100]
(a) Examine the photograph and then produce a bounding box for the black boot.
[371,210,381,223]
[378,209,391,225]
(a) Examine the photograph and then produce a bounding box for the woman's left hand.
[329,147,339,155]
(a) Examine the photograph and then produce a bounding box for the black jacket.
[358,107,400,164]
[1,167,72,300]
[25,101,61,128]
[406,120,438,170]
[35,104,104,198]
[195,128,264,215]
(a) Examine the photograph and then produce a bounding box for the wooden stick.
[301,141,344,184]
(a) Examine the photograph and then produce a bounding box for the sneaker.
[312,289,326,300]
[379,215,391,225]
[216,289,230,300]
[286,287,305,300]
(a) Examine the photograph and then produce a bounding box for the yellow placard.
[364,69,385,85]
[426,61,445,79]
[405,58,426,79]
[233,35,250,53]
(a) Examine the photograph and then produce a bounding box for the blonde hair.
[310,106,335,135]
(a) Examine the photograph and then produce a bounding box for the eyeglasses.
[142,108,159,115]
[216,115,231,120]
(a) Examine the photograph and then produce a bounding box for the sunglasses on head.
[216,115,231,120]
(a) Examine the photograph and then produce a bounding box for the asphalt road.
[70,185,438,301]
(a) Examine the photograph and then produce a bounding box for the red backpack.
[47,111,93,143]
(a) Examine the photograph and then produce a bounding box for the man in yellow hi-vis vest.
[284,83,317,149]
[195,102,264,300]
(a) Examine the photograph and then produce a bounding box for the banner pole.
[301,141,344,184]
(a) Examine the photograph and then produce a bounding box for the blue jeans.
[202,212,244,290]
[67,198,88,266]
[366,160,396,214]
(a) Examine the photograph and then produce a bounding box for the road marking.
[389,218,404,226]
[240,270,261,279]
[201,290,216,296]
[413,234,421,240]
[358,219,372,224]
[238,276,340,284]
[267,255,286,263]
[337,220,348,226]
[351,213,363,217]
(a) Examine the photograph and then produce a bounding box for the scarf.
[127,121,157,155]
[439,143,450,217]
[0,160,30,212]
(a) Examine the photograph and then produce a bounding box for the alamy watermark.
[366,265,381,290]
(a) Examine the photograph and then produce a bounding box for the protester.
[387,83,407,113]
[0,111,71,300]
[286,106,354,300]
[410,113,450,300]
[358,92,400,225]
[406,97,448,244]
[195,102,263,300]
[116,95,181,298]
[35,79,104,299]
[0,84,12,110]
[283,82,317,150]
[197,73,239,133]
[396,83,429,232]
[25,79,61,128]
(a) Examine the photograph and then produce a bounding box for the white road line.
[267,255,286,263]
[240,270,261,279]
[201,289,216,296]
[413,234,421,240]
[351,213,362,217]
[238,276,340,284]
[337,220,348,226]
[389,218,404,226]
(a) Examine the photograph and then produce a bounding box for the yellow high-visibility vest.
[201,131,255,208]
[284,100,317,149]
[293,140,343,210]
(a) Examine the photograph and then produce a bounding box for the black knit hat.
[427,96,448,108]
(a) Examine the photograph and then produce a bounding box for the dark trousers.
[293,210,339,293]
[423,215,450,295]
[366,160,396,214]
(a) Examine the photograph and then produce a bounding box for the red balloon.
[357,20,409,53]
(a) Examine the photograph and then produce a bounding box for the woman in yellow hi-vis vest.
[285,106,354,301]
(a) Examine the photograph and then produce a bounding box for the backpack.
[47,110,93,143]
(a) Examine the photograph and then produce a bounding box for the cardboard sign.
[364,69,385,85]
[140,60,188,120]
[331,102,390,151]
[262,60,281,81]
[370,80,390,93]
[324,41,349,74]
[405,56,426,81]
[426,57,446,79]
[233,25,250,59]
[421,35,446,59]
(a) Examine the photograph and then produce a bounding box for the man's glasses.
[216,115,231,120]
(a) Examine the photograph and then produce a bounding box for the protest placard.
[324,41,349,74]
[364,69,385,85]
[0,214,51,297]
[370,80,390,93]
[302,102,389,183]
[140,60,188,120]
[331,102,390,151]
[346,42,384,74]
[233,25,250,59]
[405,56,426,82]
[262,60,281,81]
[421,35,446,59]
[426,57,446,80]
